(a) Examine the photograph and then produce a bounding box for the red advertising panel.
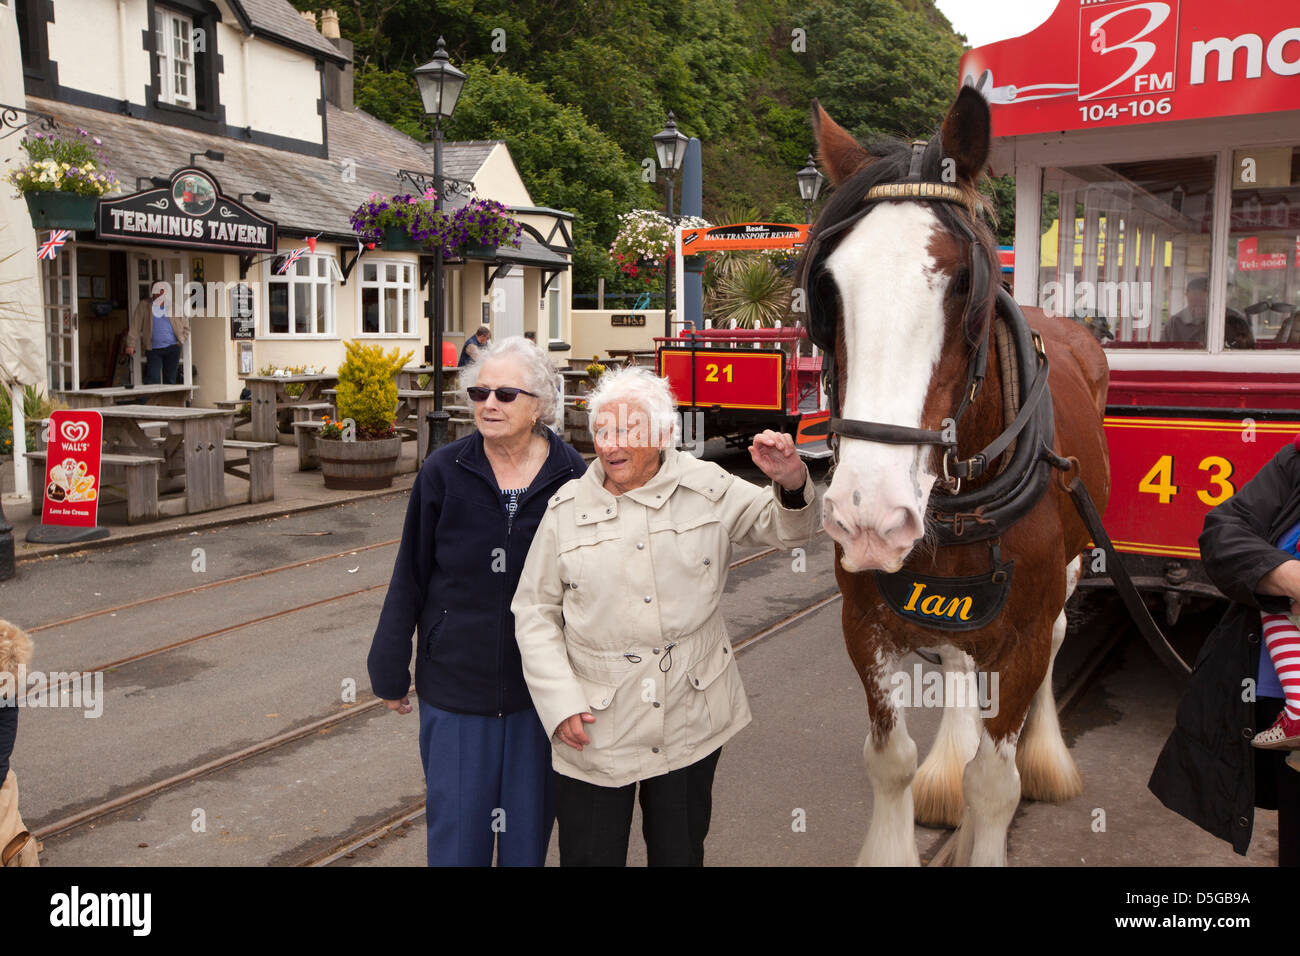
[959,0,1300,137]
[680,223,810,253]
[1102,415,1300,558]
[40,409,104,528]
[657,348,785,410]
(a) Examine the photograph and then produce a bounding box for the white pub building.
[0,0,575,496]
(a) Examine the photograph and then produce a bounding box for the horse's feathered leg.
[1017,555,1084,802]
[956,728,1021,866]
[913,646,980,827]
[857,648,921,867]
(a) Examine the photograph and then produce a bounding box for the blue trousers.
[143,344,181,385]
[418,701,554,866]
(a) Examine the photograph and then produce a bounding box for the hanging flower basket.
[6,127,119,229]
[24,191,99,230]
[441,199,522,258]
[382,227,420,251]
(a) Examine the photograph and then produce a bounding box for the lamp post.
[414,36,466,451]
[653,112,688,339]
[796,153,825,223]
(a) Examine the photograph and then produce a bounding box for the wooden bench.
[291,420,324,470]
[223,440,277,503]
[290,401,333,423]
[27,450,161,524]
[215,400,251,438]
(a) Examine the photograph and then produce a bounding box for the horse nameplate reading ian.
[874,562,1013,631]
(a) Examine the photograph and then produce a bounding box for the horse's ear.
[812,99,872,186]
[939,86,991,183]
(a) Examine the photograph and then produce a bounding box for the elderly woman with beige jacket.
[511,366,818,866]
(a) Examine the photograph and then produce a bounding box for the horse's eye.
[949,269,971,297]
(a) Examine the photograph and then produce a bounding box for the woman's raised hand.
[556,712,595,750]
[749,429,807,491]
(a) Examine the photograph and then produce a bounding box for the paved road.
[1,441,1273,867]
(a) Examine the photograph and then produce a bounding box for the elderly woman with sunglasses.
[512,366,819,866]
[368,336,585,866]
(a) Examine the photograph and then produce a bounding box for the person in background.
[459,325,492,367]
[0,620,37,866]
[512,366,819,866]
[1166,275,1208,344]
[1150,435,1300,865]
[127,285,189,386]
[368,337,585,866]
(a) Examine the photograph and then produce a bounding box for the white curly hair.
[461,336,562,433]
[586,365,678,448]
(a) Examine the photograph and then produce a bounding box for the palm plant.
[708,257,793,329]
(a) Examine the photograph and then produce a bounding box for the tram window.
[1224,146,1300,349]
[1038,156,1217,349]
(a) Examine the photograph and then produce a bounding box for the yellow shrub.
[334,341,413,439]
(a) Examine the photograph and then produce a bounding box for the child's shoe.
[1253,711,1300,750]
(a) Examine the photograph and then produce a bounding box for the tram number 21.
[703,363,733,383]
[1138,455,1235,506]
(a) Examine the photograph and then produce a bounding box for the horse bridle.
[801,142,1054,497]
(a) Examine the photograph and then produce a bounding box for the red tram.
[657,222,832,459]
[962,0,1300,597]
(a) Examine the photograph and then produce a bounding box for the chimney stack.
[300,10,317,28]
[321,9,341,39]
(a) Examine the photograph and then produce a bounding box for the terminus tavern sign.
[96,168,277,254]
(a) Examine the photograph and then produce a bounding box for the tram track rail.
[30,535,826,851]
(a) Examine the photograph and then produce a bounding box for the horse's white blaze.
[821,203,950,572]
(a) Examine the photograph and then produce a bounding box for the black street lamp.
[796,153,825,223]
[652,111,688,339]
[413,36,467,451]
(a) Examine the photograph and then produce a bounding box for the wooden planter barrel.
[317,436,401,490]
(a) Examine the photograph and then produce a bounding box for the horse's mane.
[799,133,999,347]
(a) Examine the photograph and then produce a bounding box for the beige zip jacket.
[511,446,819,788]
[128,297,190,353]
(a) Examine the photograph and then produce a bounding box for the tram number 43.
[1138,455,1234,506]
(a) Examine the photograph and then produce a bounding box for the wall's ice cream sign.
[40,411,103,528]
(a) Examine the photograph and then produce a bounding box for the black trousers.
[1256,697,1300,867]
[553,748,722,866]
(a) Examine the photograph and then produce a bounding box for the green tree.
[444,64,653,292]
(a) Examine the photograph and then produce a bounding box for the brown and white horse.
[803,88,1111,866]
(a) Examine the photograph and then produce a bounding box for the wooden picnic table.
[396,364,459,391]
[239,374,338,443]
[97,405,233,514]
[55,385,194,408]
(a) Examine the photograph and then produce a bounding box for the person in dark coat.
[1149,436,1300,863]
[368,337,586,866]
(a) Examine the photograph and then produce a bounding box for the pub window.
[442,268,463,334]
[265,254,340,336]
[359,260,417,335]
[155,7,196,109]
[548,281,562,342]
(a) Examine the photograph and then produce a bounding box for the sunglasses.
[466,386,538,403]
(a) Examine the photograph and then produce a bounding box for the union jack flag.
[275,246,307,274]
[37,230,72,260]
